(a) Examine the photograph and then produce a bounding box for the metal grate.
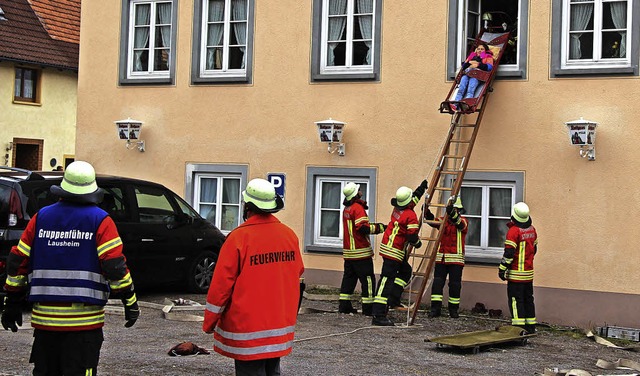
[597,326,640,342]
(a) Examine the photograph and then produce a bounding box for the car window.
[134,185,176,224]
[29,184,59,215]
[100,186,132,222]
[173,193,201,219]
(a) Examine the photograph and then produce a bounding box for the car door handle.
[141,238,155,242]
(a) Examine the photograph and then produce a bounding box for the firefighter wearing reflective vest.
[1,161,138,375]
[498,202,538,334]
[371,180,428,326]
[203,178,304,375]
[339,182,386,316]
[425,195,468,319]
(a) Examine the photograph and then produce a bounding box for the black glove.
[1,294,24,332]
[446,202,455,217]
[378,223,387,233]
[414,180,429,198]
[412,240,423,249]
[424,208,435,221]
[419,179,428,190]
[122,292,140,328]
[498,269,507,281]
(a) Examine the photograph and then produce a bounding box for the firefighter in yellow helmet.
[371,180,428,326]
[1,161,138,375]
[339,182,386,316]
[498,202,538,334]
[424,195,468,318]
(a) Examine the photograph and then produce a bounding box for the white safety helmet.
[343,182,360,201]
[242,178,284,213]
[392,186,413,209]
[511,202,530,224]
[50,161,103,204]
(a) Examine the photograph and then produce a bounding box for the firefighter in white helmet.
[2,161,138,375]
[498,201,538,334]
[338,182,386,316]
[371,179,428,326]
[424,195,468,318]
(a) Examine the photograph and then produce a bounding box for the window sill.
[192,75,251,85]
[312,72,378,82]
[12,100,41,106]
[305,245,341,255]
[119,76,174,86]
[552,65,637,77]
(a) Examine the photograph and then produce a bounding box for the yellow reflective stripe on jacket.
[407,223,419,231]
[17,240,31,256]
[354,216,369,225]
[342,247,373,259]
[5,274,27,288]
[379,243,404,261]
[109,272,133,290]
[97,236,123,257]
[505,239,517,248]
[31,303,105,328]
[507,270,534,281]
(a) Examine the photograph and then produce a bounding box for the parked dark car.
[0,167,225,296]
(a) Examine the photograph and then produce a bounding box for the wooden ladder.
[403,86,495,326]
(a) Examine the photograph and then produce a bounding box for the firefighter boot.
[428,301,442,318]
[448,305,459,319]
[371,315,395,326]
[524,324,536,334]
[338,300,358,314]
[362,303,373,317]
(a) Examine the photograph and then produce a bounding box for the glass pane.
[328,42,346,66]
[134,4,150,26]
[328,16,347,41]
[134,27,150,48]
[207,24,224,46]
[201,203,216,223]
[14,69,22,97]
[359,183,368,202]
[489,218,509,247]
[200,178,218,203]
[460,187,482,216]
[601,31,623,58]
[466,217,481,246]
[207,47,224,69]
[569,3,594,31]
[321,182,341,209]
[208,0,225,22]
[155,26,171,47]
[569,32,593,59]
[489,188,511,217]
[154,49,170,70]
[602,2,626,29]
[229,47,245,69]
[329,0,347,15]
[466,16,479,39]
[221,204,239,231]
[355,0,373,13]
[231,0,247,20]
[222,179,240,204]
[320,211,340,237]
[156,2,172,24]
[353,16,371,38]
[468,0,479,13]
[352,41,370,65]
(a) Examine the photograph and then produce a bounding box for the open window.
[447,0,528,79]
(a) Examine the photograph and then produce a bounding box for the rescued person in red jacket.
[203,178,304,376]
[1,161,138,376]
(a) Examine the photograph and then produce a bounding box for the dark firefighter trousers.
[339,258,376,311]
[430,263,463,308]
[30,328,103,376]
[507,281,536,328]
[372,257,412,317]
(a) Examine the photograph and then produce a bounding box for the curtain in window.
[609,1,627,58]
[327,0,347,66]
[206,0,225,69]
[199,178,218,222]
[320,182,341,237]
[232,0,247,69]
[569,0,593,59]
[356,0,373,64]
[134,5,151,71]
[23,70,34,99]
[221,179,240,231]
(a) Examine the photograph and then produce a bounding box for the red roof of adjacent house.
[0,0,81,71]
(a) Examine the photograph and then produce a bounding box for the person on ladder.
[449,42,494,112]
[424,196,468,318]
[498,202,538,334]
[339,182,386,316]
[371,180,428,326]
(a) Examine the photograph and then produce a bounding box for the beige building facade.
[77,0,640,327]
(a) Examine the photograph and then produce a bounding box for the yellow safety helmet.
[453,196,464,209]
[242,178,284,213]
[391,186,413,208]
[50,161,103,204]
[511,202,530,224]
[343,182,360,201]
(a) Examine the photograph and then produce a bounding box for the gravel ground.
[1,287,638,376]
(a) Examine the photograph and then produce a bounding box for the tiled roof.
[0,0,80,71]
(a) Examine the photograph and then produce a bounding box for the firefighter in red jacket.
[1,161,138,376]
[339,182,386,316]
[203,178,304,376]
[371,180,428,326]
[498,202,538,334]
[425,196,468,318]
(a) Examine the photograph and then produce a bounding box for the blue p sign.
[267,173,286,207]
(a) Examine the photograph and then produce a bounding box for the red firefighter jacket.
[342,199,382,260]
[203,213,304,361]
[379,203,419,262]
[434,216,468,265]
[503,222,538,282]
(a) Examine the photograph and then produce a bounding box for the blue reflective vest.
[29,201,110,305]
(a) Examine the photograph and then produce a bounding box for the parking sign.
[267,173,286,208]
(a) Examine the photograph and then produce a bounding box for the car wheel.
[187,252,217,293]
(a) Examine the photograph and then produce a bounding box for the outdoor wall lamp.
[314,118,346,156]
[114,118,145,152]
[565,117,598,161]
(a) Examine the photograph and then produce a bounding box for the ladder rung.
[418,236,438,241]
[423,220,441,226]
[434,186,452,191]
[450,139,471,143]
[443,154,464,159]
[456,124,477,128]
[441,169,462,174]
[412,271,427,277]
[429,203,446,208]
[408,253,429,259]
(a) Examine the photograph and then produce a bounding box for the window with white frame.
[314,178,369,246]
[447,0,529,79]
[311,0,382,81]
[305,167,378,254]
[194,174,242,233]
[192,0,254,83]
[551,0,638,75]
[119,0,177,84]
